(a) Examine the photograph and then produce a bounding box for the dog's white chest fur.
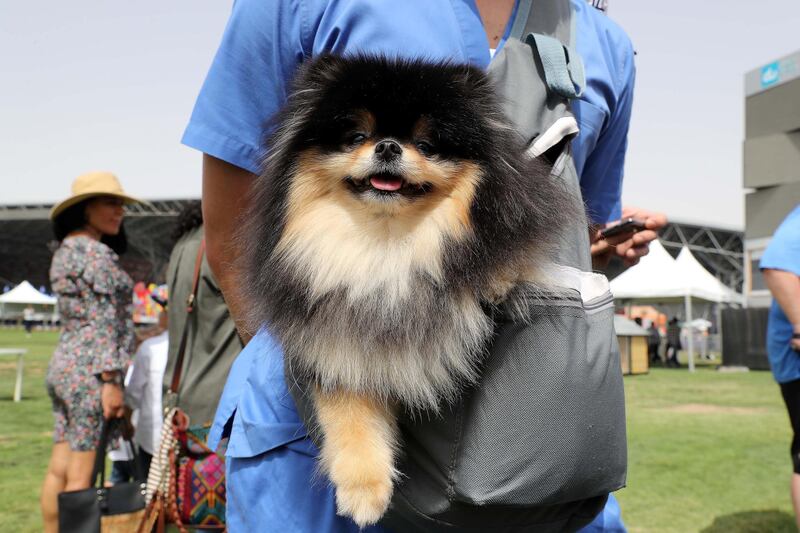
[273,189,491,409]
[277,193,464,307]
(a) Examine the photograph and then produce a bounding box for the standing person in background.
[163,201,243,430]
[648,321,662,363]
[761,205,800,529]
[23,304,35,337]
[40,171,138,533]
[125,308,169,477]
[665,317,682,368]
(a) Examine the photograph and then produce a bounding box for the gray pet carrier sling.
[379,1,627,531]
[289,1,627,531]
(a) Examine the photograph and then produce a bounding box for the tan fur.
[314,388,398,526]
[411,116,432,139]
[277,149,482,305]
[353,109,376,135]
[485,257,544,303]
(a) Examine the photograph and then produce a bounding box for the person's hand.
[591,207,668,270]
[101,382,125,419]
[791,337,800,352]
[120,406,135,439]
[793,326,800,352]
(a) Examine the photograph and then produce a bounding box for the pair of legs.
[109,449,153,485]
[40,442,96,533]
[648,343,661,363]
[665,344,680,367]
[780,379,800,529]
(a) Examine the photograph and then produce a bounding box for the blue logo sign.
[761,61,780,88]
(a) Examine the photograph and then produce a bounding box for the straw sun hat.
[49,171,140,220]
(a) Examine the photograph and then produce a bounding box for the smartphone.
[600,217,646,239]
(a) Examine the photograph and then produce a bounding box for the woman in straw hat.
[40,171,139,532]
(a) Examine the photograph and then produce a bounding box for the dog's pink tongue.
[370,175,403,191]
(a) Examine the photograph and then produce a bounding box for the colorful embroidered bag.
[139,241,226,532]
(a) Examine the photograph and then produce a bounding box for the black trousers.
[780,378,800,474]
[648,342,661,362]
[665,343,680,367]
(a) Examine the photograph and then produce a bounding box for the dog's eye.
[348,133,367,145]
[416,141,436,156]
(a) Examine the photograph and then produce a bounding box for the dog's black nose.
[375,140,402,161]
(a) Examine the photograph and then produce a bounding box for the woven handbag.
[138,240,226,532]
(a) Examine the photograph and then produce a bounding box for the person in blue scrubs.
[183,1,659,530]
[761,205,800,530]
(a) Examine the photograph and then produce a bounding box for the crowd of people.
[36,1,682,532]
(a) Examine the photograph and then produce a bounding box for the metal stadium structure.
[658,221,744,293]
[2,200,744,295]
[0,200,190,290]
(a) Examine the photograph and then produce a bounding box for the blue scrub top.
[182,0,634,225]
[187,1,635,530]
[761,205,800,384]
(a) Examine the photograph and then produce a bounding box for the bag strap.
[91,419,146,488]
[90,420,111,487]
[525,33,584,98]
[168,239,206,395]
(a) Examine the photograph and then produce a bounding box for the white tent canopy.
[610,240,743,371]
[0,281,57,306]
[609,240,682,300]
[610,241,743,304]
[674,248,743,304]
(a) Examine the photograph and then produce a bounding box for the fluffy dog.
[240,55,574,526]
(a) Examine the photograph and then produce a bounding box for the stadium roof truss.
[0,203,745,292]
[0,200,195,289]
[0,200,188,220]
[659,221,743,292]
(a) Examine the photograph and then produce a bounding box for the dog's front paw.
[335,475,394,527]
[314,389,399,526]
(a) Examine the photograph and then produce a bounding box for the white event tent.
[0,281,57,319]
[609,240,743,371]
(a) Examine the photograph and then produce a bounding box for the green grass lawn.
[0,329,795,532]
[0,328,61,533]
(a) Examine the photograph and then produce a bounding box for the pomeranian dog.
[239,55,574,526]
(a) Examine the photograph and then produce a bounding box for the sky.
[2,1,800,229]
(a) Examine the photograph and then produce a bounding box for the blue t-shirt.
[182,0,634,225]
[761,205,800,384]
[188,1,634,530]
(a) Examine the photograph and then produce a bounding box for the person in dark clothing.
[665,317,682,368]
[162,201,244,428]
[647,322,662,363]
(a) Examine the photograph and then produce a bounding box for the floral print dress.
[46,235,135,451]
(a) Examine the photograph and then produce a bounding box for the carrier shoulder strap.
[508,0,584,97]
[488,0,591,271]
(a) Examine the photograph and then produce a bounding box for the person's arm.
[81,248,130,418]
[202,154,257,343]
[182,0,308,345]
[763,268,800,351]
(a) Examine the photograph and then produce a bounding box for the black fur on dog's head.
[239,56,577,395]
[262,54,517,214]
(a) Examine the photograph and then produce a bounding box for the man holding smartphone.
[186,0,665,530]
[591,207,666,271]
[761,205,800,529]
